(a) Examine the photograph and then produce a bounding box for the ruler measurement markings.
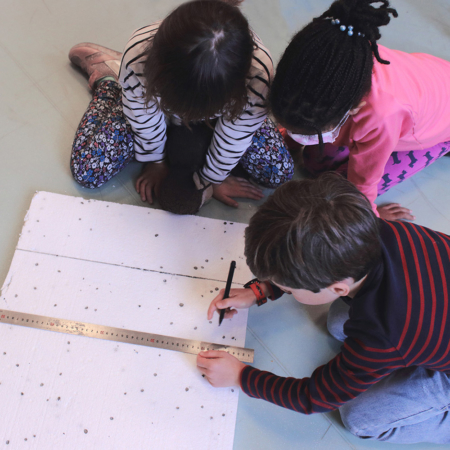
[0,310,254,363]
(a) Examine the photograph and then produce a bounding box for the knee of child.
[70,169,105,190]
[340,402,375,439]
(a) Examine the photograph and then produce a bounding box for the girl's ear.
[349,101,366,116]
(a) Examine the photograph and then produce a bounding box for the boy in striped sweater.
[197,173,450,444]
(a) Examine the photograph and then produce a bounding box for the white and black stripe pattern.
[119,21,273,183]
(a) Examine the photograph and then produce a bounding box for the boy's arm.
[239,337,404,414]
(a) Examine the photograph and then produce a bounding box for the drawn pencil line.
[16,248,245,285]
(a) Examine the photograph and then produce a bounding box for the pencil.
[219,261,236,326]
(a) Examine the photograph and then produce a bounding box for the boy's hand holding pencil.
[207,288,258,321]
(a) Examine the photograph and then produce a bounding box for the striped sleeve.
[119,21,167,163]
[240,337,404,414]
[199,32,273,183]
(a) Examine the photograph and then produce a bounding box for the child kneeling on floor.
[197,172,450,444]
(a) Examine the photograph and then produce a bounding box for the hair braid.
[269,0,398,137]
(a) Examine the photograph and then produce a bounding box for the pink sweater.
[334,45,450,214]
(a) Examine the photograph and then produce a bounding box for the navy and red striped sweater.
[240,219,450,414]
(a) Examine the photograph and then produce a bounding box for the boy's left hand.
[197,350,246,387]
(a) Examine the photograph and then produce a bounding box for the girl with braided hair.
[68,0,294,214]
[270,0,450,221]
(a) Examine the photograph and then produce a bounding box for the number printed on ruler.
[0,310,254,363]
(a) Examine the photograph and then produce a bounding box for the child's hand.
[207,288,257,320]
[212,175,264,208]
[377,203,415,221]
[135,161,169,204]
[197,350,245,387]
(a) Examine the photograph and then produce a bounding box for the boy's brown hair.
[244,173,381,293]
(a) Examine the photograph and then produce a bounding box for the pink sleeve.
[347,109,410,216]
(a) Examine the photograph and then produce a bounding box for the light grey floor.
[1,0,450,448]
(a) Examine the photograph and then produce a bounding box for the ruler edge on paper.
[0,309,254,363]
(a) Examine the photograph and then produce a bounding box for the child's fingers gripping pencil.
[219,261,236,326]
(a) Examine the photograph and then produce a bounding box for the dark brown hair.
[143,0,254,124]
[244,173,381,292]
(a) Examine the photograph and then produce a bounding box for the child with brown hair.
[198,173,450,444]
[69,0,294,214]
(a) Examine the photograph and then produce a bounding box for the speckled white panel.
[17,192,252,285]
[0,192,251,449]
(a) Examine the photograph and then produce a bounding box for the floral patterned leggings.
[71,81,294,189]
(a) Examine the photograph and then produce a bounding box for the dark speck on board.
[209,321,212,324]
[35,263,38,266]
[6,440,9,444]
[110,417,114,420]
[194,266,198,270]
[54,304,57,307]
[224,222,227,225]
[21,392,24,396]
[222,413,226,416]
[85,306,88,309]
[222,336,225,339]
[205,259,208,262]
[194,327,197,330]
[40,383,44,387]
[210,417,213,420]
[179,303,184,307]
[185,387,189,392]
[215,287,219,291]
[201,405,204,408]
[141,389,144,392]
[170,322,173,325]
[176,406,179,409]
[155,234,159,237]
[221,257,223,260]
[154,373,157,376]
[16,364,19,367]
[84,429,88,434]
[58,397,61,401]
[231,389,234,392]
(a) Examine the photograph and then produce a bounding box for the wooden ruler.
[0,309,254,363]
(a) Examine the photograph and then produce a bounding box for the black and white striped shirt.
[119,21,273,184]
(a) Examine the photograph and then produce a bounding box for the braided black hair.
[269,0,398,144]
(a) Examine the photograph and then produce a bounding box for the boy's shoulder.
[378,218,450,253]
